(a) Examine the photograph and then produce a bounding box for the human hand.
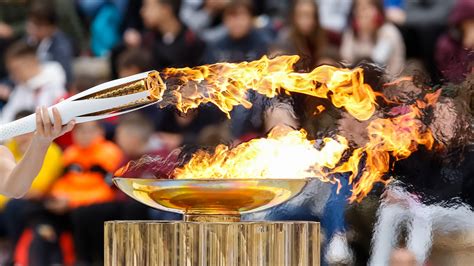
[0,23,13,38]
[386,8,406,25]
[124,28,142,47]
[33,106,75,146]
[156,132,183,150]
[0,84,11,101]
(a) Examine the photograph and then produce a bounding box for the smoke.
[114,150,182,179]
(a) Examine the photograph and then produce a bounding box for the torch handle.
[0,91,154,142]
[0,114,37,142]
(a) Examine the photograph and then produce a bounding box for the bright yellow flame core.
[174,127,349,181]
[161,55,376,121]
[161,55,439,202]
[174,100,437,202]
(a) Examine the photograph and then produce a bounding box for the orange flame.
[173,83,439,202]
[174,126,349,181]
[331,101,436,201]
[161,55,377,121]
[147,55,442,202]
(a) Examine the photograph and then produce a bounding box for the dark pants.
[70,200,150,265]
[4,199,31,248]
[24,202,69,266]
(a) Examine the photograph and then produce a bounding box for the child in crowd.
[49,121,123,208]
[140,0,205,70]
[204,0,271,138]
[340,0,405,76]
[435,0,474,82]
[274,0,328,70]
[71,113,181,265]
[116,48,152,78]
[19,121,122,265]
[205,0,269,63]
[26,0,74,85]
[0,41,66,123]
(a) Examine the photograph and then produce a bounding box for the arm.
[0,107,74,198]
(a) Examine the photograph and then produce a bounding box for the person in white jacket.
[1,41,66,123]
[0,41,73,198]
[340,0,405,76]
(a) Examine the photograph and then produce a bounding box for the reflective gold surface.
[104,221,320,266]
[113,178,309,221]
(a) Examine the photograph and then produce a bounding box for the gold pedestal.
[104,221,320,266]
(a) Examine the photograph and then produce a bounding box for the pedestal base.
[104,220,320,266]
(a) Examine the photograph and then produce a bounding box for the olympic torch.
[0,71,165,142]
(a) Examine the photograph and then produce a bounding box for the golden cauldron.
[105,177,320,266]
[113,178,309,222]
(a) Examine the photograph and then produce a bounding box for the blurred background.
[0,0,472,265]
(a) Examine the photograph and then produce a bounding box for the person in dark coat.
[26,0,74,86]
[435,0,474,83]
[204,0,270,64]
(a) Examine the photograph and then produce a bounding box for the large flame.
[173,91,439,202]
[161,55,377,121]
[122,55,440,202]
[331,97,437,201]
[174,127,349,181]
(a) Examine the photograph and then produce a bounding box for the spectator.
[91,2,124,57]
[49,121,123,209]
[122,0,144,40]
[205,0,270,63]
[140,0,206,69]
[52,0,88,55]
[1,110,63,254]
[340,0,405,76]
[116,48,152,78]
[180,0,228,42]
[0,1,28,79]
[1,41,66,123]
[21,121,123,265]
[385,0,456,82]
[435,0,474,83]
[274,0,328,70]
[317,0,353,46]
[203,0,271,138]
[368,80,474,265]
[69,114,166,265]
[27,0,74,86]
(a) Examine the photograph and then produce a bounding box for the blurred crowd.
[0,0,472,265]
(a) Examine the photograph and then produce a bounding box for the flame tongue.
[173,126,349,180]
[161,55,376,121]
[173,91,439,202]
[147,56,441,202]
